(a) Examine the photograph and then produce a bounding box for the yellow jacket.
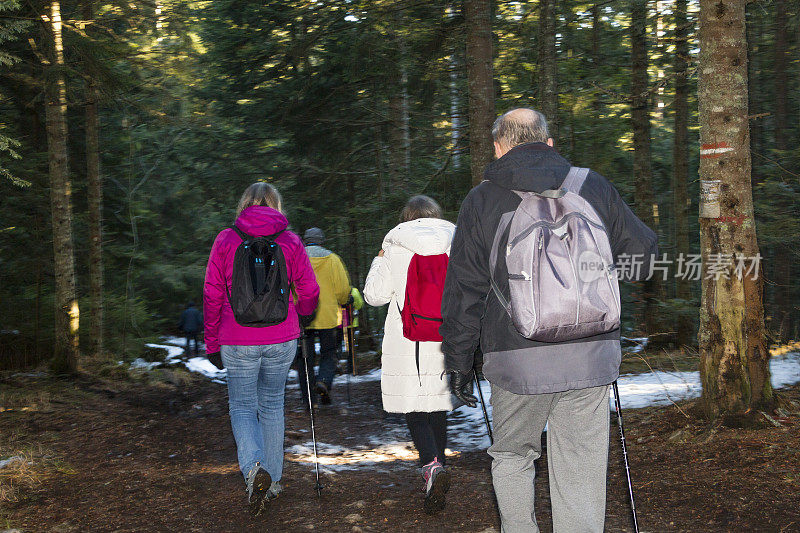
[306,245,351,329]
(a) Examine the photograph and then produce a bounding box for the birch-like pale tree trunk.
[44,1,79,373]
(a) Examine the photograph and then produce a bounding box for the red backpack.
[399,253,449,383]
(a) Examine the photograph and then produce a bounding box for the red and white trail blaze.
[700,142,734,158]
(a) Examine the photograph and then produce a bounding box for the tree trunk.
[448,5,462,170]
[85,1,104,358]
[630,0,662,336]
[388,50,411,190]
[698,0,772,418]
[45,1,79,373]
[673,0,693,346]
[746,4,763,182]
[464,0,494,187]
[772,0,792,343]
[537,0,558,143]
[590,3,602,167]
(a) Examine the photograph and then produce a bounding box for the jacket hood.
[306,245,333,258]
[383,218,455,256]
[235,206,289,237]
[484,142,571,193]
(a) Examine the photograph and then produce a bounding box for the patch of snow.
[185,356,227,380]
[277,352,800,473]
[613,352,800,409]
[447,352,800,451]
[621,336,649,354]
[144,343,184,361]
[0,456,25,469]
[130,358,161,371]
[286,366,382,391]
[285,440,418,472]
[334,367,382,385]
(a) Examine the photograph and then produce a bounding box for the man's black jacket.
[440,143,658,395]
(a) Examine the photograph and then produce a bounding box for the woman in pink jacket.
[204,182,319,516]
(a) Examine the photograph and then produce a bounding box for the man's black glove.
[207,351,224,370]
[346,293,355,306]
[473,347,484,376]
[449,370,478,408]
[299,314,314,328]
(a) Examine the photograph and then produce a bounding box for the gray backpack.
[490,167,621,342]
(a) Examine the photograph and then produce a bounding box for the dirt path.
[2,371,800,532]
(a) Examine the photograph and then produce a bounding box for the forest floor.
[2,362,800,533]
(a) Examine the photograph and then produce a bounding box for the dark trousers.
[296,328,339,404]
[185,333,199,355]
[405,411,448,466]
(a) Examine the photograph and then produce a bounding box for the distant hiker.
[441,108,657,532]
[364,195,456,514]
[203,182,319,516]
[297,227,352,406]
[178,302,203,356]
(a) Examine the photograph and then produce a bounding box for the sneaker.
[422,457,450,515]
[267,480,283,499]
[245,462,272,517]
[315,381,332,405]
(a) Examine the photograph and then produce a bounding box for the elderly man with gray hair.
[440,108,657,532]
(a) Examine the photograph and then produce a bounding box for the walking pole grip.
[613,380,639,533]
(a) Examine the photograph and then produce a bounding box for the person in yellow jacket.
[300,227,352,405]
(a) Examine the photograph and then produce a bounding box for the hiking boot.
[245,462,271,517]
[315,381,332,405]
[422,457,450,515]
[268,480,283,499]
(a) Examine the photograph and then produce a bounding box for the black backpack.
[228,226,290,327]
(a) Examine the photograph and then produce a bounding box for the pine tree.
[537,0,558,143]
[43,1,79,373]
[697,0,772,418]
[465,0,494,186]
[672,0,693,346]
[630,0,662,336]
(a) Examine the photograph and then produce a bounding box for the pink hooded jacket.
[203,206,320,354]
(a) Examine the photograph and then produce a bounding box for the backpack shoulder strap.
[231,226,284,243]
[489,211,515,317]
[265,229,285,241]
[231,225,252,242]
[561,167,590,194]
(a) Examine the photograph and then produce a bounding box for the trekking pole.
[300,333,324,497]
[474,372,493,445]
[343,322,351,405]
[612,380,639,533]
[347,303,358,376]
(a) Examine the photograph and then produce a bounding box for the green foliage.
[0,0,30,187]
[0,0,797,367]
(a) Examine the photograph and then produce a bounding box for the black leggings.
[405,411,448,466]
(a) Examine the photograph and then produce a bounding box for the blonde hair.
[400,195,442,222]
[236,182,283,218]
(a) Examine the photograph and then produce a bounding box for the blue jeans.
[222,340,297,483]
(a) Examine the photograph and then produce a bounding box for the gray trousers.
[488,383,610,533]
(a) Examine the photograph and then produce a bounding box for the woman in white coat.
[363,195,456,515]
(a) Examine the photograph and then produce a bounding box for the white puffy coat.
[364,218,456,414]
